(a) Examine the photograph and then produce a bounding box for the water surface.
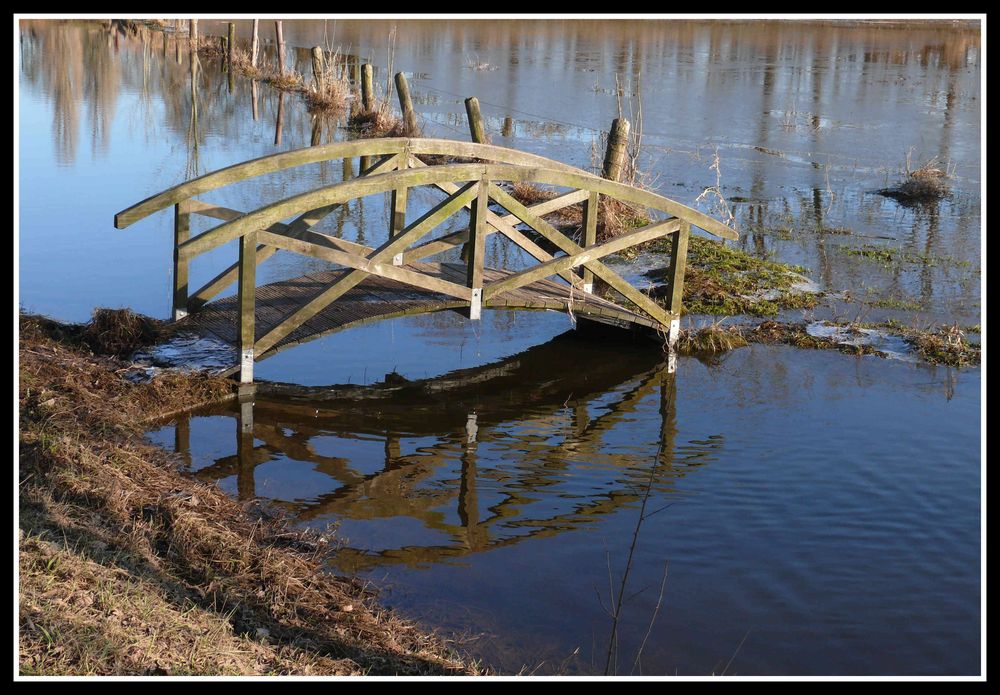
[19,18,982,676]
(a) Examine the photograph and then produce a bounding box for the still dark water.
[18,18,981,675]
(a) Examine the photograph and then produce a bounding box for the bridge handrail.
[114,138,592,229]
[174,162,735,260]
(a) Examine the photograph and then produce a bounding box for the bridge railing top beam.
[174,162,735,263]
[113,138,589,230]
[113,138,737,241]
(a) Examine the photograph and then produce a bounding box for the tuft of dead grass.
[348,103,419,138]
[905,323,980,367]
[879,154,953,203]
[18,311,478,676]
[81,308,164,357]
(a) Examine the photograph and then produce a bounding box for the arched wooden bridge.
[115,138,737,382]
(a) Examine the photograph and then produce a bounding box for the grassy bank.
[18,312,477,676]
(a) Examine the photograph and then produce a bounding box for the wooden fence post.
[465,96,487,144]
[394,71,418,134]
[275,21,285,76]
[361,63,374,112]
[311,46,324,93]
[250,19,259,67]
[601,117,630,182]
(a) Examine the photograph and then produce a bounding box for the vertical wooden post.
[189,19,198,44]
[501,115,513,137]
[172,201,191,320]
[466,181,488,320]
[465,96,486,144]
[311,46,325,93]
[602,117,630,182]
[238,231,257,384]
[663,220,689,347]
[390,156,408,259]
[582,191,599,293]
[274,21,285,76]
[219,36,228,66]
[360,63,374,112]
[251,79,259,120]
[250,19,259,68]
[311,116,322,146]
[394,71,418,134]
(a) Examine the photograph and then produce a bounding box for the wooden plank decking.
[176,261,662,360]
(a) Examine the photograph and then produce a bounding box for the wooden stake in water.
[395,71,418,134]
[275,21,285,76]
[361,63,374,112]
[227,23,235,68]
[311,46,325,93]
[250,19,259,68]
[465,96,486,144]
[601,117,630,182]
[189,19,198,43]
[502,116,513,137]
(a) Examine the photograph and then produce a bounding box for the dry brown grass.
[906,323,980,367]
[506,183,650,245]
[880,155,953,203]
[18,311,477,676]
[348,104,419,138]
[80,308,164,357]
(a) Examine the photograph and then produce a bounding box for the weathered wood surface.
[176,262,663,363]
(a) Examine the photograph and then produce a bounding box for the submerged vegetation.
[18,312,476,676]
[644,236,820,317]
[676,318,980,368]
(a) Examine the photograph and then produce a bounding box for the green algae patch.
[645,236,821,317]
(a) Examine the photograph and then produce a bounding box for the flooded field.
[18,18,982,675]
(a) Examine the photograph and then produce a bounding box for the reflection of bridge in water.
[167,332,724,572]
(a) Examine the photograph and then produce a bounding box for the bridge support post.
[172,201,191,320]
[664,220,690,323]
[466,180,488,320]
[238,231,257,383]
[582,191,599,293]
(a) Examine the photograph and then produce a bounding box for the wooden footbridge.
[114,138,737,382]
